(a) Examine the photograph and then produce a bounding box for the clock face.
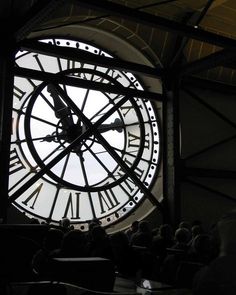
[9,37,161,230]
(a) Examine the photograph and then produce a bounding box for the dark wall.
[179,85,236,229]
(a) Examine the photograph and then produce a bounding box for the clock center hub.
[66,124,82,143]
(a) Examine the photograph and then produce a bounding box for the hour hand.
[47,84,74,129]
[98,118,123,133]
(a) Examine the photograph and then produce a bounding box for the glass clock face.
[9,37,161,230]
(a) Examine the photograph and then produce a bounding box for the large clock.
[9,37,161,230]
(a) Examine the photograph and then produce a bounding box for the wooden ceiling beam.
[179,48,236,75]
[75,0,236,49]
[182,76,236,95]
[14,0,67,42]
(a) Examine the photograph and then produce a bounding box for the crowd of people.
[1,212,236,294]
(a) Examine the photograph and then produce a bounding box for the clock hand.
[41,118,123,145]
[47,84,74,129]
[97,118,123,133]
[41,131,67,143]
[41,133,58,142]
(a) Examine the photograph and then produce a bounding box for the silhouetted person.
[110,231,139,278]
[51,229,89,257]
[188,225,204,248]
[130,220,153,249]
[187,234,213,264]
[151,223,174,263]
[160,227,191,285]
[125,220,139,243]
[174,234,214,288]
[86,220,101,244]
[32,227,64,275]
[88,225,113,260]
[178,220,192,232]
[193,211,236,295]
[130,221,159,280]
[172,227,191,251]
[59,217,74,232]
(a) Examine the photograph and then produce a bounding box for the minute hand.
[47,84,73,128]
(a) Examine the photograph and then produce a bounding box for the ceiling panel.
[0,0,235,84]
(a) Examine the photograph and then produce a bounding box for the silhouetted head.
[131,220,139,232]
[175,227,191,243]
[159,223,173,239]
[178,220,191,231]
[91,225,107,241]
[60,217,71,228]
[138,220,151,233]
[110,231,129,247]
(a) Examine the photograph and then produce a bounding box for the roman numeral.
[9,148,26,175]
[94,68,122,83]
[116,169,135,194]
[120,104,133,117]
[33,54,45,71]
[97,189,120,214]
[67,59,76,70]
[107,69,122,80]
[124,158,145,179]
[13,85,26,101]
[63,192,81,219]
[22,183,43,209]
[128,131,150,149]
